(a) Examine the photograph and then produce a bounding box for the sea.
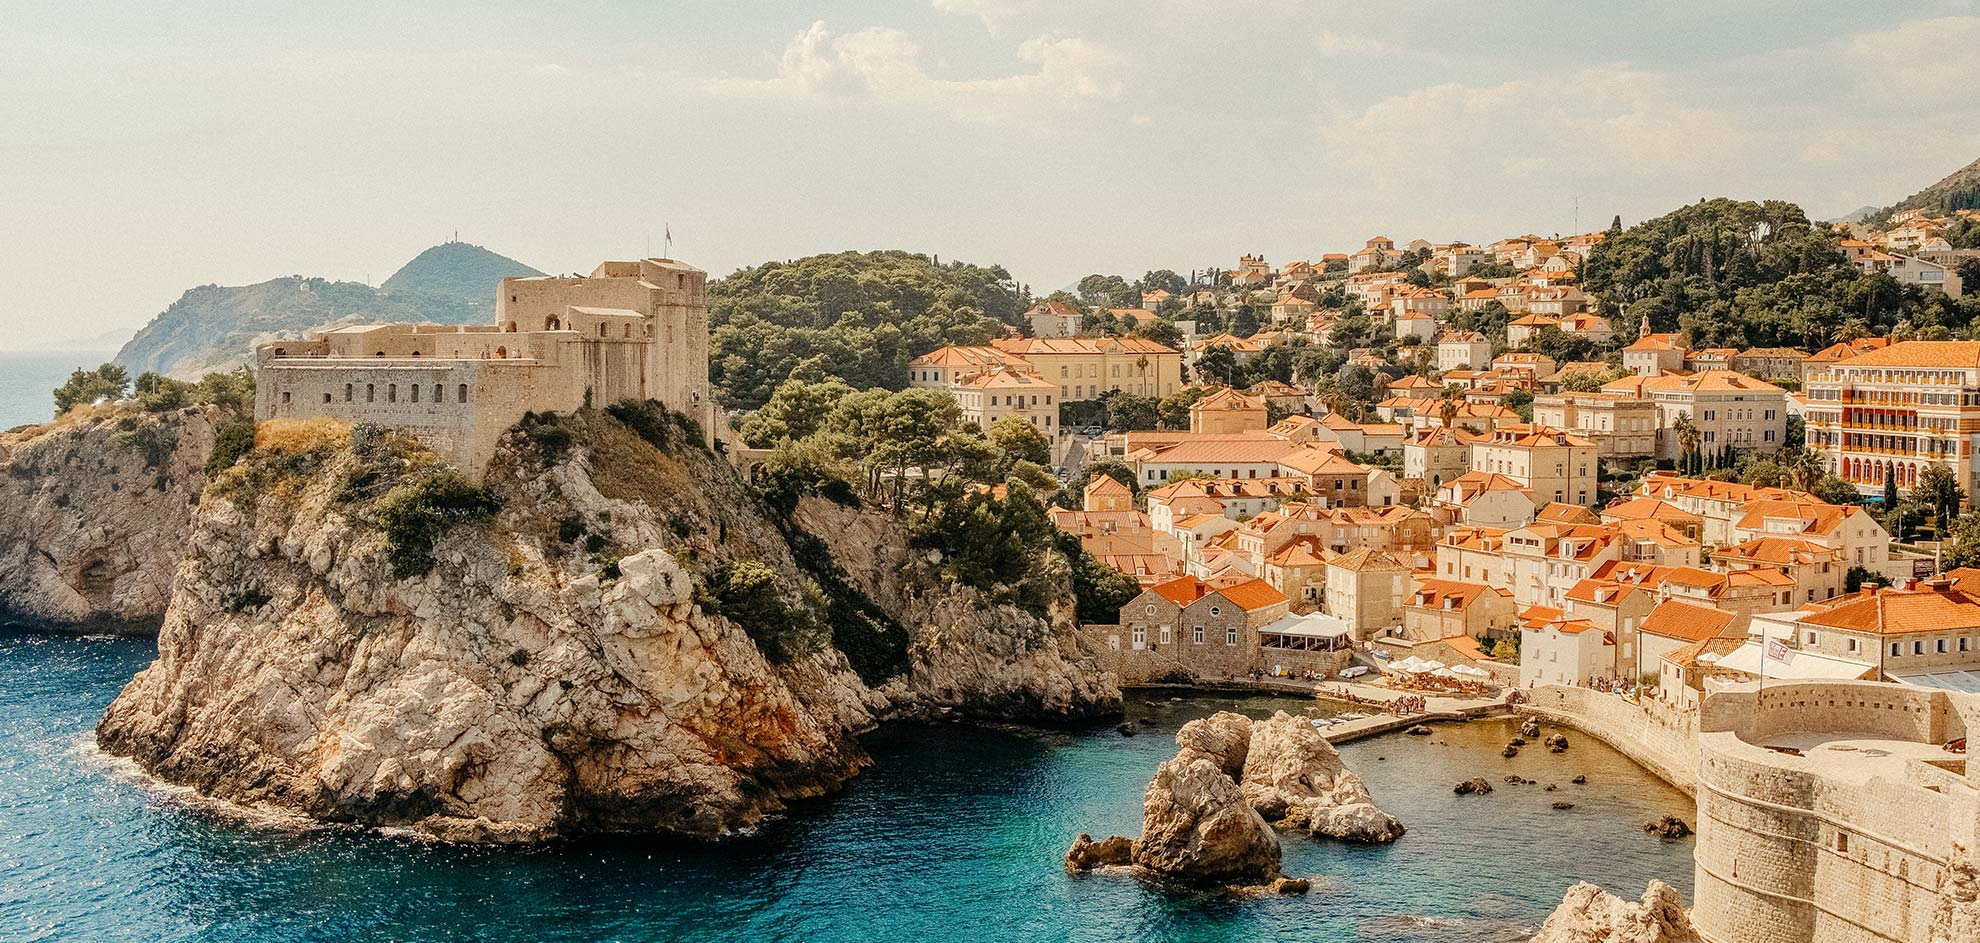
[0,351,119,430]
[0,628,1697,943]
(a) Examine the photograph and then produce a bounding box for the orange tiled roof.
[1640,600,1736,642]
[1217,577,1289,611]
[1150,576,1213,606]
[1799,584,1980,635]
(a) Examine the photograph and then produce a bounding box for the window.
[1226,627,1237,645]
[1938,639,1948,654]
[1132,627,1145,648]
[1208,605,1222,617]
[1962,638,1971,653]
[433,384,442,403]
[410,385,420,403]
[387,384,397,403]
[280,391,291,405]
[1846,638,1859,654]
[1805,631,1820,646]
[1891,642,1902,657]
[1159,626,1171,645]
[458,384,469,403]
[321,393,331,403]
[1193,625,1204,644]
[344,383,353,402]
[1915,641,1926,655]
[367,383,376,403]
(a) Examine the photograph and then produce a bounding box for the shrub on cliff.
[374,468,504,579]
[52,364,130,415]
[206,419,257,474]
[1057,531,1140,624]
[697,559,821,662]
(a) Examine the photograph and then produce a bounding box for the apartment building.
[1803,339,1980,504]
[1530,391,1659,460]
[1468,423,1598,507]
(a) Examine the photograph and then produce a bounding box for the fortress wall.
[257,360,554,474]
[1518,684,1700,794]
[1690,681,1978,943]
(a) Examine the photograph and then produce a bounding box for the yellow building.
[951,368,1059,433]
[1188,387,1267,434]
[991,336,1183,402]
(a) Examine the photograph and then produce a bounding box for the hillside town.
[895,207,1980,718]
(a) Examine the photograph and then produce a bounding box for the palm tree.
[1674,413,1701,476]
[1785,448,1824,493]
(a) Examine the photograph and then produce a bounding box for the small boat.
[1339,666,1370,679]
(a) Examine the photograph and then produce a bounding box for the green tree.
[1811,474,1862,507]
[1132,319,1184,349]
[1673,413,1702,476]
[1498,388,1534,423]
[1193,346,1238,386]
[1157,386,1211,430]
[988,415,1051,468]
[1105,392,1160,431]
[53,363,131,415]
[739,377,856,448]
[1917,463,1965,531]
[708,251,1020,409]
[1943,511,1980,569]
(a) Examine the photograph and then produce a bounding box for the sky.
[3,0,1978,349]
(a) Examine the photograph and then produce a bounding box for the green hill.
[1866,156,1980,225]
[113,243,542,379]
[380,241,544,303]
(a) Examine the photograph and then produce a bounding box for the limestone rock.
[1175,711,1254,778]
[1521,718,1542,738]
[1530,880,1701,943]
[1455,777,1493,796]
[1547,733,1570,753]
[94,409,1119,842]
[1064,833,1135,872]
[1238,711,1403,843]
[1643,816,1692,839]
[793,496,1120,721]
[0,405,234,631]
[1132,752,1281,884]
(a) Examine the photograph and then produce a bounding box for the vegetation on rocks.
[374,468,504,579]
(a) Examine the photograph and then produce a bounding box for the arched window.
[366,384,375,403]
[495,346,507,359]
[387,384,397,403]
[458,384,469,403]
[410,385,419,403]
[272,347,286,357]
[433,384,442,403]
[599,323,609,337]
[344,383,353,402]
[546,317,561,331]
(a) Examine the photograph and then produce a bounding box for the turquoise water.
[2,629,1696,942]
[0,352,118,430]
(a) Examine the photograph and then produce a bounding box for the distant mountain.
[112,243,542,379]
[1859,156,1980,226]
[380,241,544,303]
[1832,205,1882,224]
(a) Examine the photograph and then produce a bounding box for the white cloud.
[702,20,1122,116]
[929,0,1036,35]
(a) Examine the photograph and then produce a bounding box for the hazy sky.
[4,0,1978,348]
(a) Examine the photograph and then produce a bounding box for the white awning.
[1715,641,1875,681]
[1258,612,1353,639]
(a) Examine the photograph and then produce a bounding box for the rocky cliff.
[0,404,237,631]
[96,405,1118,841]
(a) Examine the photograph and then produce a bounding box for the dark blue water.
[1,629,1695,942]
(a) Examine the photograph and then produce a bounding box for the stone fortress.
[254,258,712,472]
[1692,680,1980,943]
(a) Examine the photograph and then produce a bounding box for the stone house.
[1087,576,1292,683]
[1401,578,1517,643]
[1324,549,1411,638]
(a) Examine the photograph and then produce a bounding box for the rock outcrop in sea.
[1529,881,1701,943]
[1066,710,1399,890]
[94,405,1119,841]
[0,404,237,631]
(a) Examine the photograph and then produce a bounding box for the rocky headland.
[0,403,240,631]
[1528,880,1701,943]
[1066,710,1400,891]
[91,404,1119,841]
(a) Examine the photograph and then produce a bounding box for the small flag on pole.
[1765,637,1792,664]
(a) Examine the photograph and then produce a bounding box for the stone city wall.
[1690,682,1979,943]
